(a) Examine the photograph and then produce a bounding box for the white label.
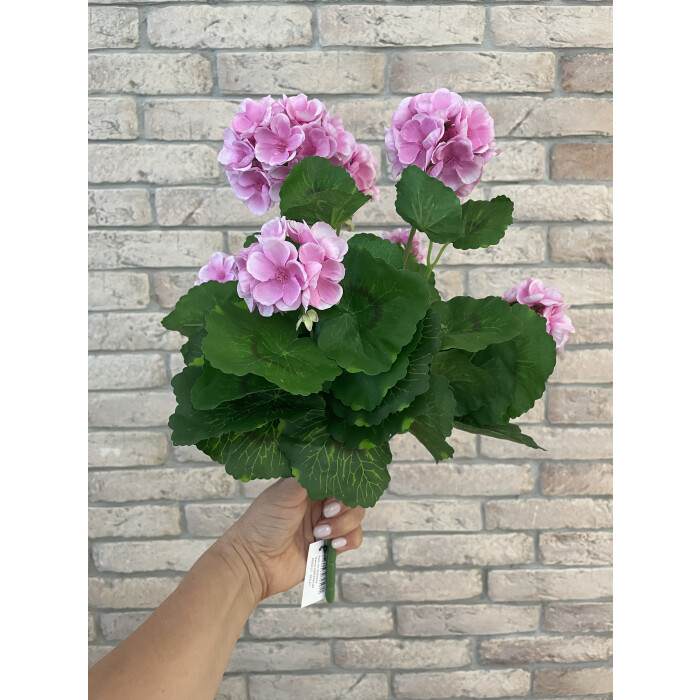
[301,540,327,608]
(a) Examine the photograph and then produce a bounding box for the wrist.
[214,524,267,606]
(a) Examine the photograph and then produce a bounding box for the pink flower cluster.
[218,95,378,215]
[382,228,428,264]
[195,218,348,317]
[503,278,575,353]
[385,88,499,199]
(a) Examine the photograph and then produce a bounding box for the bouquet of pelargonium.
[162,90,574,600]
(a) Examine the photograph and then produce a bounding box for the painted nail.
[323,501,341,518]
[331,537,347,550]
[313,524,332,539]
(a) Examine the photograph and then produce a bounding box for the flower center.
[275,268,290,284]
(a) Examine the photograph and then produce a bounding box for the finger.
[321,498,349,518]
[330,525,363,553]
[312,505,365,541]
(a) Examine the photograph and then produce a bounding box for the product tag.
[301,539,327,608]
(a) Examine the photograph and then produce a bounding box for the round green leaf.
[454,195,514,250]
[191,361,274,410]
[162,280,239,337]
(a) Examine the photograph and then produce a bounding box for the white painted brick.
[389,430,477,461]
[433,268,466,299]
[325,97,400,140]
[92,539,213,572]
[88,271,150,310]
[549,224,613,264]
[505,98,613,137]
[485,498,612,530]
[566,308,613,346]
[363,499,482,532]
[153,271,197,309]
[550,349,613,384]
[440,226,546,266]
[336,534,389,568]
[548,386,613,424]
[479,635,612,664]
[184,503,251,536]
[144,99,238,141]
[100,611,151,641]
[540,463,613,496]
[249,673,387,700]
[543,601,613,633]
[88,313,183,351]
[88,354,167,390]
[482,139,545,182]
[88,391,175,428]
[89,505,181,538]
[539,531,613,565]
[88,431,169,467]
[89,7,139,49]
[489,567,613,601]
[226,641,331,673]
[88,189,151,226]
[393,669,530,699]
[480,426,612,460]
[495,184,612,222]
[534,667,613,695]
[217,677,247,700]
[88,98,138,140]
[336,638,472,670]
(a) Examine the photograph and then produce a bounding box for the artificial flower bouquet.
[162,90,573,601]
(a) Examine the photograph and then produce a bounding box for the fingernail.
[331,537,347,549]
[313,524,332,539]
[323,501,341,518]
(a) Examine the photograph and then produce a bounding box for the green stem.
[402,226,417,268]
[325,540,337,603]
[426,240,434,268]
[428,243,449,273]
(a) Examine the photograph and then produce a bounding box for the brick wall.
[88,2,613,698]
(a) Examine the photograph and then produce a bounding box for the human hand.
[217,478,365,603]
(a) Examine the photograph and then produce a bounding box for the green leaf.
[191,361,274,410]
[409,373,457,462]
[279,410,392,507]
[454,419,543,450]
[395,165,463,244]
[243,233,258,248]
[433,295,523,352]
[332,308,440,427]
[316,246,430,375]
[347,233,403,268]
[453,195,514,250]
[197,423,292,481]
[181,328,206,365]
[202,301,341,396]
[279,156,371,229]
[162,280,239,338]
[169,365,324,446]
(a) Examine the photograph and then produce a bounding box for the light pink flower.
[258,217,288,241]
[231,97,275,138]
[246,238,307,312]
[229,168,273,216]
[429,140,484,192]
[328,114,356,166]
[392,113,444,176]
[195,252,237,286]
[283,93,325,124]
[218,130,255,172]
[382,228,428,265]
[344,143,379,199]
[254,114,304,166]
[542,304,575,353]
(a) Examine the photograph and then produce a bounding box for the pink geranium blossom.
[195,252,237,286]
[345,144,379,199]
[229,169,273,216]
[254,114,304,166]
[503,278,574,353]
[382,228,428,264]
[246,238,307,312]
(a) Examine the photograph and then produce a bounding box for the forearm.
[89,532,262,700]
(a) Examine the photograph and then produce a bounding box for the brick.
[89,144,219,185]
[184,503,251,536]
[88,189,151,226]
[551,143,613,181]
[89,230,224,270]
[144,99,238,141]
[483,139,545,182]
[550,224,612,264]
[88,431,168,467]
[170,352,186,378]
[89,7,139,49]
[324,97,398,140]
[353,186,412,228]
[342,569,482,603]
[393,533,534,567]
[319,6,484,47]
[539,532,613,565]
[505,98,612,137]
[561,53,613,93]
[261,582,304,606]
[486,498,612,530]
[93,539,213,573]
[249,673,387,700]
[388,463,534,497]
[484,97,543,138]
[489,567,613,601]
[89,468,238,503]
[89,313,183,351]
[218,52,385,95]
[393,669,530,699]
[88,391,176,428]
[89,54,212,95]
[156,188,279,227]
[364,499,482,532]
[397,604,539,636]
[249,606,393,639]
[391,51,555,93]
[88,98,138,140]
[433,268,466,299]
[88,271,150,311]
[469,267,612,304]
[88,614,98,642]
[440,226,546,266]
[491,7,612,48]
[480,427,612,460]
[389,430,477,461]
[566,308,612,346]
[336,534,388,568]
[91,0,205,4]
[88,646,114,668]
[548,386,613,424]
[148,6,311,49]
[336,639,472,671]
[89,505,181,538]
[88,354,167,390]
[99,611,150,642]
[153,271,196,309]
[543,602,612,633]
[519,397,545,423]
[173,443,217,464]
[479,635,612,665]
[550,349,612,383]
[540,463,613,496]
[534,667,612,696]
[495,185,612,221]
[226,641,330,673]
[89,576,180,609]
[217,677,246,700]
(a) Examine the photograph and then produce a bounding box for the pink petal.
[299,242,325,265]
[320,259,345,283]
[247,251,278,282]
[253,279,284,306]
[317,278,343,307]
[282,279,302,307]
[263,238,294,267]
